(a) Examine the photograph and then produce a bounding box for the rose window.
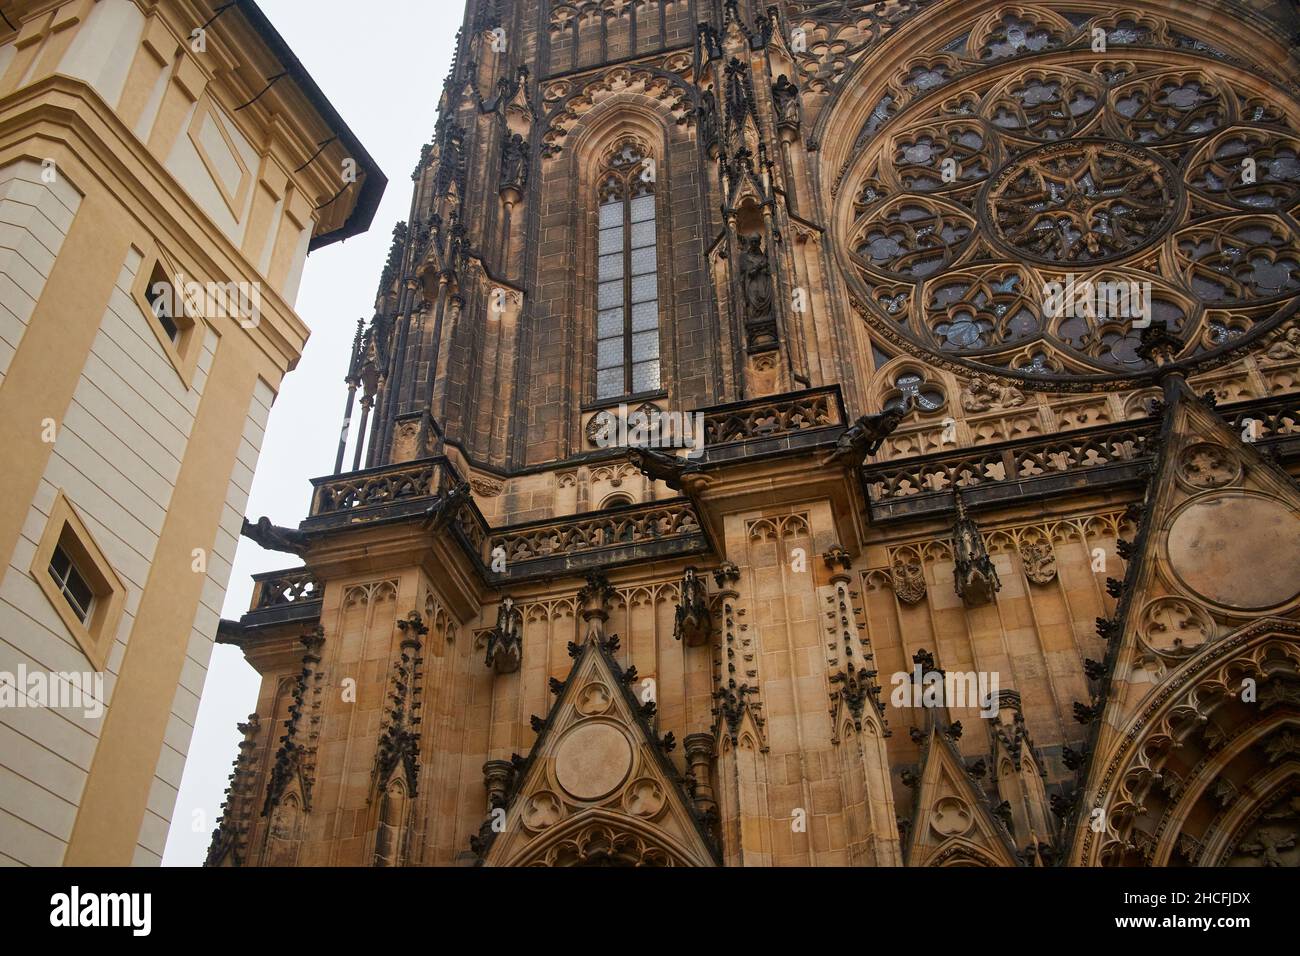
[832,5,1300,384]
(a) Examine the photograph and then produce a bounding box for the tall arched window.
[596,142,660,400]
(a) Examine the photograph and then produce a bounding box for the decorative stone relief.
[962,374,1026,413]
[890,560,927,605]
[1177,442,1240,490]
[1018,539,1058,585]
[1136,597,1216,655]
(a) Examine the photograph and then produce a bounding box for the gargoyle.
[241,516,309,556]
[820,406,904,467]
[627,446,700,493]
[424,481,472,533]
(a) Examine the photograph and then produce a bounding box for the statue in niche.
[697,87,720,157]
[772,75,801,127]
[740,235,774,323]
[673,566,712,646]
[500,132,529,193]
[486,596,523,674]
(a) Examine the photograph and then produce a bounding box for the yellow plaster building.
[0,0,383,866]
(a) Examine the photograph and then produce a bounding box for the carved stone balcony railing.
[1219,394,1300,442]
[699,386,844,462]
[487,498,709,580]
[243,566,322,628]
[862,392,1300,522]
[305,457,459,530]
[864,423,1158,507]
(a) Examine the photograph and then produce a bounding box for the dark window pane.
[630,275,657,304]
[630,195,655,223]
[597,367,624,399]
[631,301,658,332]
[597,308,624,339]
[49,547,71,580]
[631,360,661,393]
[597,280,623,310]
[597,337,624,369]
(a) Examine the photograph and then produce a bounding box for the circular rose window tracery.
[833,5,1300,385]
[985,140,1179,264]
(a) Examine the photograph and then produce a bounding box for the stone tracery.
[832,6,1300,382]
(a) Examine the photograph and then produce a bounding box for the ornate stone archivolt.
[539,65,695,157]
[1074,621,1300,866]
[829,4,1300,385]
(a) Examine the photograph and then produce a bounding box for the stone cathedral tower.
[211,0,1300,867]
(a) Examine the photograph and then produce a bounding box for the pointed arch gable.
[477,638,718,867]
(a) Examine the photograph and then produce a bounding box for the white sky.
[161,0,463,866]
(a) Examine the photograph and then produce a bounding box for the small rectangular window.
[31,492,127,671]
[146,262,182,343]
[48,542,95,626]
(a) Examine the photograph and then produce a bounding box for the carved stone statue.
[821,406,905,466]
[673,566,712,646]
[241,516,309,556]
[772,75,801,128]
[740,235,775,324]
[486,596,523,674]
[697,87,720,158]
[499,132,528,194]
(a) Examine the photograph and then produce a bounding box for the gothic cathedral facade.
[210,0,1300,867]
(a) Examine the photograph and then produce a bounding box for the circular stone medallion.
[1166,494,1300,610]
[554,722,632,801]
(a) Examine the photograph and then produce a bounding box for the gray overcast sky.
[162,0,463,866]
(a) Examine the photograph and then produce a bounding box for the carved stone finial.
[486,596,523,674]
[822,545,851,572]
[577,572,615,643]
[951,491,1000,607]
[482,759,513,809]
[712,560,741,589]
[683,733,718,822]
